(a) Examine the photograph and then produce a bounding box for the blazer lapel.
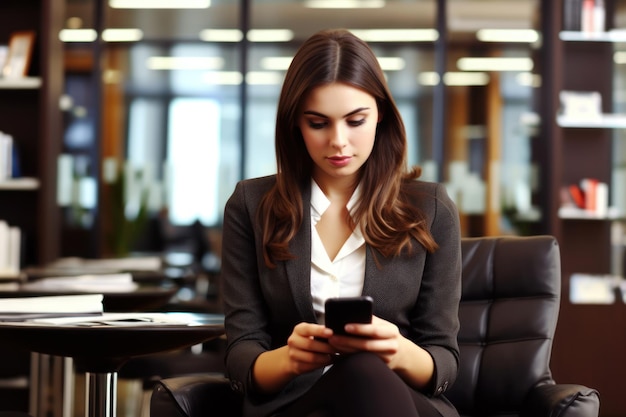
[362,246,379,296]
[283,184,317,322]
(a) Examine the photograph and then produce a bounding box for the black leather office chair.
[149,236,600,417]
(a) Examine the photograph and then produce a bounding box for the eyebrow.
[303,107,371,119]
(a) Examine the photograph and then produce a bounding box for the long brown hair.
[258,29,437,268]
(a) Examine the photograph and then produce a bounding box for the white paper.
[30,312,193,326]
[49,256,161,271]
[21,273,138,293]
[0,294,104,313]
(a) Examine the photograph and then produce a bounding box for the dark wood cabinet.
[540,1,625,416]
[0,0,64,268]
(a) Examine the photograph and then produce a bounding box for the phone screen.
[324,296,373,335]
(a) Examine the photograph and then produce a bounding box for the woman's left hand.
[327,315,406,369]
[328,315,435,389]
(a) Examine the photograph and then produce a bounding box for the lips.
[327,156,352,167]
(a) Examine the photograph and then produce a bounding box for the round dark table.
[0,313,224,417]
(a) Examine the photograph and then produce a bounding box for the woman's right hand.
[285,322,336,375]
[252,322,336,394]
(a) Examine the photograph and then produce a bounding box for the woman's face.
[298,82,379,188]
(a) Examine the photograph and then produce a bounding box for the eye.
[348,119,366,127]
[308,121,327,129]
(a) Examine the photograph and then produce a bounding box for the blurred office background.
[58,0,545,259]
[4,0,626,415]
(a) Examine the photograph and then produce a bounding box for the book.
[7,226,20,274]
[0,220,8,273]
[563,0,583,31]
[0,220,20,276]
[0,132,12,181]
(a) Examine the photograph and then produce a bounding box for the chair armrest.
[150,374,243,417]
[521,383,600,417]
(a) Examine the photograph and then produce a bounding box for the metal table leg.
[85,372,118,417]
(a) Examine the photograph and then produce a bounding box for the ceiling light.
[259,55,404,72]
[444,72,490,86]
[457,57,533,72]
[260,57,293,71]
[349,29,438,42]
[476,29,539,43]
[304,0,384,8]
[377,57,405,71]
[109,0,210,8]
[59,29,97,42]
[247,29,294,42]
[102,28,143,42]
[199,29,243,42]
[146,56,224,70]
[418,72,490,86]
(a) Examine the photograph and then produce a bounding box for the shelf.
[560,30,626,42]
[0,77,42,89]
[0,177,40,190]
[556,113,626,128]
[558,206,623,220]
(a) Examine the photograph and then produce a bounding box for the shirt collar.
[310,179,362,220]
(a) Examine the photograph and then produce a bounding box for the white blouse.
[309,179,366,324]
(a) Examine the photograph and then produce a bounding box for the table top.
[0,312,225,372]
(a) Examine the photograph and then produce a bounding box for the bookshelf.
[539,1,626,416]
[0,0,63,268]
[557,113,626,127]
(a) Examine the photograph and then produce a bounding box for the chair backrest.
[446,235,560,417]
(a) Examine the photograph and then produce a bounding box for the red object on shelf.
[568,184,585,209]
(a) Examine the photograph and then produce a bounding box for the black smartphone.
[324,296,373,335]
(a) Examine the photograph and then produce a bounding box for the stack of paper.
[48,256,162,272]
[30,312,193,326]
[21,273,138,293]
[0,294,104,320]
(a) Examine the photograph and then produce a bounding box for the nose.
[330,125,348,149]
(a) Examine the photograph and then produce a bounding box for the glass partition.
[60,0,540,258]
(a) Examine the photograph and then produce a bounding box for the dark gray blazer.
[221,175,462,417]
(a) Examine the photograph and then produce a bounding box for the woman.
[221,29,461,417]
